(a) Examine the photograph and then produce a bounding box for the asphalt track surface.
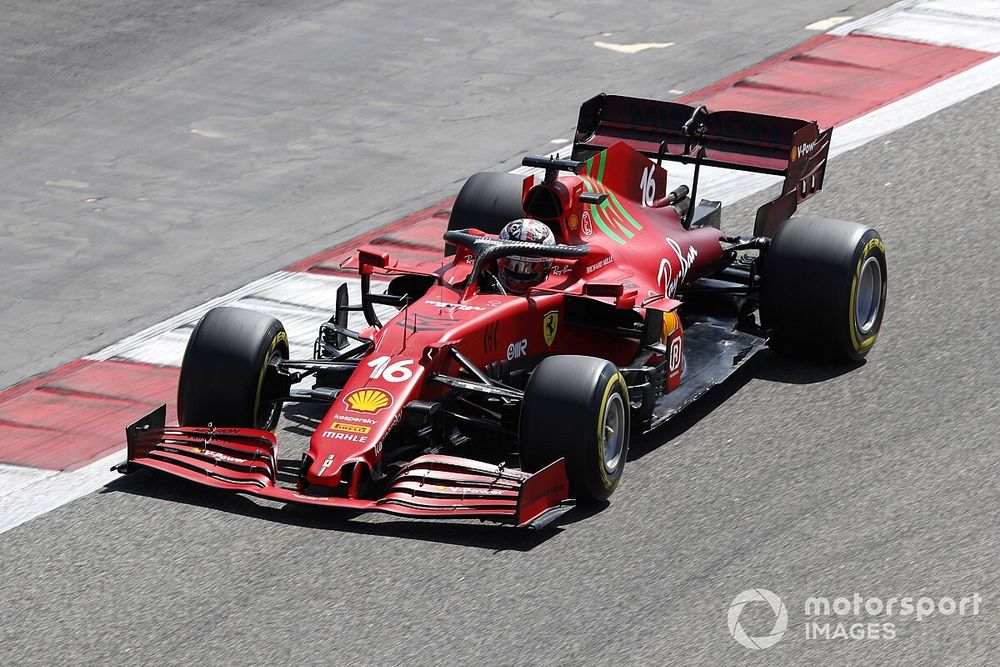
[0,0,892,391]
[1,1,997,665]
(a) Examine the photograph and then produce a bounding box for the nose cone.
[304,359,425,490]
[304,393,392,486]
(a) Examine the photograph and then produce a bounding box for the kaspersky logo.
[728,589,788,650]
[342,388,393,414]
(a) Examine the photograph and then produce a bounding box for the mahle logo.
[728,589,788,650]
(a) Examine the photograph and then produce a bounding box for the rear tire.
[177,307,289,430]
[520,355,630,502]
[760,216,887,361]
[445,172,525,255]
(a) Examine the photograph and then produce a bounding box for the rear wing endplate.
[571,94,832,236]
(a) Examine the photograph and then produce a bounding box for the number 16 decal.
[367,356,414,382]
[640,166,656,207]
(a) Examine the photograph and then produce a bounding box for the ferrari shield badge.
[543,310,559,347]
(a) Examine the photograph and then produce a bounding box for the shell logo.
[343,388,393,414]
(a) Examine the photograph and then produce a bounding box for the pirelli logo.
[330,422,371,435]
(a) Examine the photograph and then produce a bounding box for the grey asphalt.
[0,0,889,391]
[2,1,998,666]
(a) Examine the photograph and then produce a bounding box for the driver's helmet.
[497,218,556,294]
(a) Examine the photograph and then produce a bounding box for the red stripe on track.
[0,360,177,470]
[285,197,455,275]
[679,34,992,128]
[679,34,839,103]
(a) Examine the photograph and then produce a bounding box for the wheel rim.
[602,392,626,473]
[257,399,280,430]
[855,256,883,336]
[256,348,285,430]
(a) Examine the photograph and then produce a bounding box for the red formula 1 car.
[117,94,887,527]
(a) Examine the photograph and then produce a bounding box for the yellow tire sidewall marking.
[253,330,288,429]
[848,237,885,353]
[595,372,629,490]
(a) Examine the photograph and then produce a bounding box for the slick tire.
[520,355,630,502]
[445,172,525,255]
[760,216,887,361]
[178,307,289,430]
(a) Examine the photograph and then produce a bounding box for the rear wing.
[571,94,832,236]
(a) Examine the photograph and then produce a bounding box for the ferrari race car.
[117,94,887,527]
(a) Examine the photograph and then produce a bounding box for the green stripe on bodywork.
[580,151,642,238]
[590,202,626,244]
[605,191,642,231]
[582,150,644,241]
[598,198,635,238]
[580,171,626,245]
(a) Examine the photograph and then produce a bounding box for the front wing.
[115,405,573,529]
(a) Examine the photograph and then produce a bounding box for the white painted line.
[923,0,1000,18]
[113,329,191,367]
[831,0,1000,52]
[85,272,293,361]
[805,16,853,31]
[92,273,392,368]
[860,12,1000,53]
[593,41,674,54]
[830,0,922,35]
[0,451,123,535]
[828,55,1000,155]
[0,464,57,500]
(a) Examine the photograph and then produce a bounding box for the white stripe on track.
[3,0,1000,535]
[86,273,391,367]
[830,55,1000,155]
[0,464,55,499]
[85,272,294,362]
[0,452,124,535]
[831,0,1000,52]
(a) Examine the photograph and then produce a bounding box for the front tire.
[760,216,887,361]
[520,355,630,502]
[177,307,289,430]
